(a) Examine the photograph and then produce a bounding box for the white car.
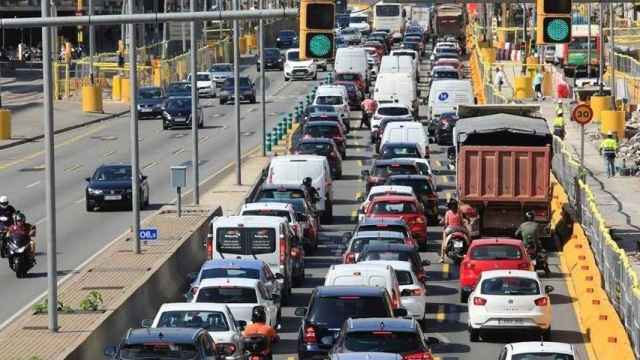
[358,185,416,221]
[467,270,554,342]
[284,48,317,81]
[239,202,304,243]
[371,103,413,141]
[150,302,245,360]
[187,72,216,98]
[360,260,427,322]
[193,278,280,328]
[499,342,576,359]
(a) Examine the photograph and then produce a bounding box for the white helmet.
[0,196,7,207]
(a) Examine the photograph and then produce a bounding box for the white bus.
[373,3,405,37]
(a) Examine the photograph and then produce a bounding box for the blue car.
[136,86,165,119]
[276,30,298,49]
[166,81,192,97]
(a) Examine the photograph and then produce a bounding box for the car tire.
[460,290,469,303]
[163,123,168,130]
[219,98,226,105]
[283,75,289,82]
[144,190,150,207]
[469,328,480,342]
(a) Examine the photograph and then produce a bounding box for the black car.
[434,113,458,145]
[219,77,256,104]
[261,197,320,253]
[276,30,298,49]
[295,286,406,360]
[385,174,438,221]
[85,164,149,211]
[356,243,429,280]
[302,121,346,158]
[136,86,165,119]
[380,142,422,160]
[162,96,203,130]
[328,318,437,357]
[295,138,343,179]
[166,81,192,97]
[257,47,284,71]
[402,41,421,53]
[361,159,421,194]
[104,327,217,360]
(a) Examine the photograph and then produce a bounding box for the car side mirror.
[294,307,307,317]
[421,259,431,266]
[393,308,408,317]
[274,273,284,280]
[425,336,440,346]
[85,177,91,182]
[236,320,247,330]
[320,336,335,346]
[545,285,554,294]
[104,345,117,357]
[140,319,153,328]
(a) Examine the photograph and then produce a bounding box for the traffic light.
[536,0,572,44]
[299,0,335,60]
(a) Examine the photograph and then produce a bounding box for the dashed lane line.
[102,150,115,158]
[142,161,160,170]
[442,263,450,280]
[64,164,83,172]
[172,147,185,155]
[25,181,41,189]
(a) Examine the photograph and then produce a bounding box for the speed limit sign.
[572,104,594,125]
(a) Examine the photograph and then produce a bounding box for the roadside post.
[572,103,594,166]
[171,166,188,217]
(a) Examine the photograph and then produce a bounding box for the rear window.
[395,270,414,286]
[304,125,340,138]
[387,178,434,195]
[196,286,258,303]
[309,296,391,328]
[437,47,458,54]
[216,228,276,255]
[297,142,333,155]
[316,96,344,106]
[120,343,198,359]
[360,251,410,262]
[257,189,305,200]
[512,354,574,360]
[156,310,230,331]
[351,237,404,252]
[358,225,408,238]
[470,245,523,260]
[373,164,418,177]
[480,277,540,296]
[393,52,415,59]
[309,115,339,123]
[201,267,260,280]
[433,71,459,79]
[242,209,292,222]
[378,107,409,116]
[344,331,422,353]
[372,201,417,214]
[337,73,360,81]
[381,145,420,159]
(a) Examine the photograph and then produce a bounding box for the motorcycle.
[0,215,9,258]
[527,244,550,277]
[241,334,272,360]
[445,231,469,264]
[6,233,35,278]
[447,146,456,166]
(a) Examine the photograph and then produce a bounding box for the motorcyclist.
[243,306,278,359]
[440,199,469,263]
[7,212,36,256]
[515,211,541,254]
[302,177,320,204]
[0,196,16,258]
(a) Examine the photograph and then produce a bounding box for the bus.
[373,3,406,37]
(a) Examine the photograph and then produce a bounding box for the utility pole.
[191,0,200,205]
[233,0,241,185]
[599,1,605,93]
[88,0,95,84]
[259,0,266,156]
[609,2,616,108]
[129,0,141,254]
[162,0,168,59]
[587,3,592,79]
[182,0,187,53]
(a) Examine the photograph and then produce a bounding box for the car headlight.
[88,188,103,195]
[276,37,280,41]
[15,246,27,254]
[136,104,143,110]
[309,64,316,71]
[162,111,172,119]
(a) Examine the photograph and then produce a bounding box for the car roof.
[260,183,306,191]
[387,174,430,181]
[377,103,410,109]
[241,202,294,212]
[158,302,231,313]
[369,185,414,195]
[374,159,418,166]
[481,269,539,280]
[199,277,261,288]
[305,121,340,127]
[359,217,408,226]
[469,238,525,248]
[381,142,420,147]
[125,327,204,344]
[370,195,418,203]
[353,231,406,239]
[359,260,413,271]
[212,215,287,227]
[346,318,418,332]
[270,154,326,162]
[507,342,575,355]
[200,258,265,271]
[361,244,416,252]
[316,286,388,297]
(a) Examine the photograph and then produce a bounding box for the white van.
[388,50,418,74]
[380,122,429,159]
[313,85,350,122]
[324,263,402,310]
[374,72,417,115]
[209,215,293,300]
[427,79,474,120]
[379,55,416,81]
[335,47,369,86]
[266,155,334,221]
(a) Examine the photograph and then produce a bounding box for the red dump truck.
[453,105,553,238]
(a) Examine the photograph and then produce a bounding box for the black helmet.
[525,211,535,221]
[251,306,267,323]
[14,212,25,224]
[302,177,312,187]
[447,199,458,211]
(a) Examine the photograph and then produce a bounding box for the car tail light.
[473,297,487,306]
[392,292,400,308]
[206,237,213,260]
[303,134,312,139]
[344,252,356,264]
[414,216,425,224]
[279,236,286,263]
[403,352,433,360]
[535,297,548,306]
[215,343,237,356]
[303,325,318,343]
[292,223,299,234]
[330,151,337,158]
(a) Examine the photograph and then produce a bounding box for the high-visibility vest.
[600,138,618,151]
[553,116,565,127]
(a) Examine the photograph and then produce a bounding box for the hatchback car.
[256,196,320,253]
[136,86,165,119]
[162,96,203,129]
[187,72,216,98]
[257,47,284,71]
[104,327,217,360]
[384,175,438,222]
[342,230,408,264]
[85,164,149,211]
[335,72,367,94]
[498,341,576,360]
[350,218,414,246]
[276,29,298,48]
[459,238,532,303]
[295,286,404,360]
[307,112,348,134]
[303,105,343,124]
[209,63,233,87]
[467,270,554,342]
[302,121,347,158]
[219,77,256,104]
[380,142,422,160]
[295,138,343,179]
[357,185,416,222]
[363,195,427,249]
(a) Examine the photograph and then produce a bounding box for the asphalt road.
[0,64,322,324]
[270,117,590,360]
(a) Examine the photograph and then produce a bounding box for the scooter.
[241,334,272,360]
[527,245,551,277]
[446,231,469,264]
[6,232,36,278]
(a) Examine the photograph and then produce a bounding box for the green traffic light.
[309,34,332,57]
[545,18,570,42]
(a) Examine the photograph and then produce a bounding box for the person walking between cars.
[360,97,377,129]
[533,71,544,101]
[302,177,320,203]
[495,67,505,92]
[440,199,468,263]
[600,132,618,177]
[553,109,566,139]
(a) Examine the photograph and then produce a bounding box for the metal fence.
[552,135,640,358]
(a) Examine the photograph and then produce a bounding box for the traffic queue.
[102,14,576,360]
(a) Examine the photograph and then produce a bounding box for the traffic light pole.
[129,0,141,255]
[521,4,527,75]
[587,3,592,79]
[233,0,242,185]
[609,2,616,108]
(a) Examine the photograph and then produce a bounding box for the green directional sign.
[543,17,571,43]
[306,33,334,59]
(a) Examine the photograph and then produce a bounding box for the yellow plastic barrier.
[600,110,625,139]
[542,70,553,97]
[239,37,248,55]
[514,75,532,99]
[121,78,131,104]
[590,95,611,123]
[0,108,11,140]
[479,47,496,64]
[81,84,104,113]
[112,75,122,101]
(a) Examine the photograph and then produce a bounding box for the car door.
[262,263,281,299]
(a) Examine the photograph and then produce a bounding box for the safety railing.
[553,135,640,358]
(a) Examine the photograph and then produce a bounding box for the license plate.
[141,108,152,112]
[498,319,523,325]
[104,195,122,201]
[453,241,463,248]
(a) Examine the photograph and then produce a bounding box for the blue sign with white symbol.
[139,228,158,241]
[438,92,449,101]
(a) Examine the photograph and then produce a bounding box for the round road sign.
[572,103,594,125]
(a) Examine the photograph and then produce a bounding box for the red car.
[363,195,428,249]
[434,58,463,72]
[459,238,533,303]
[302,121,347,158]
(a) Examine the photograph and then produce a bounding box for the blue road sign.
[139,228,158,241]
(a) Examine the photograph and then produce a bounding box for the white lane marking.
[25,181,41,189]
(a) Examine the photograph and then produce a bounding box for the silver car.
[209,63,233,88]
[341,27,363,45]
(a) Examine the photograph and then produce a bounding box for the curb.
[0,109,129,151]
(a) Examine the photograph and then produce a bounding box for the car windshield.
[167,83,191,93]
[93,166,131,181]
[280,30,296,38]
[138,88,162,99]
[433,71,459,79]
[196,74,210,81]
[470,245,523,260]
[211,64,232,72]
[395,270,414,286]
[378,107,409,116]
[166,98,191,110]
[119,343,198,359]
[242,209,292,222]
[387,179,433,196]
[381,145,420,159]
[265,49,280,57]
[297,142,333,155]
[196,286,258,303]
[316,96,343,105]
[437,47,458,54]
[372,201,417,214]
[393,52,415,59]
[511,354,574,360]
[344,331,422,353]
[287,51,300,61]
[309,296,390,328]
[257,189,305,200]
[361,251,411,262]
[304,125,340,138]
[201,267,260,280]
[309,115,339,123]
[373,164,418,177]
[262,198,307,213]
[351,237,404,252]
[480,277,541,296]
[156,310,230,331]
